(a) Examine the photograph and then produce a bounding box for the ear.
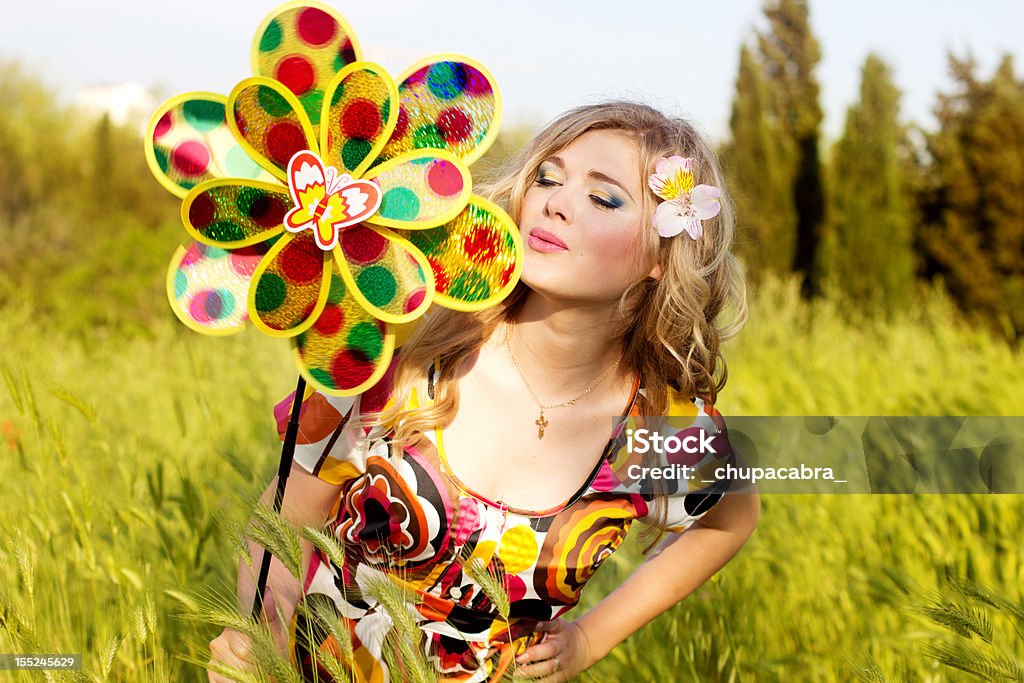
[648,261,664,281]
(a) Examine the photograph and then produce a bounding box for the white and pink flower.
[648,155,722,240]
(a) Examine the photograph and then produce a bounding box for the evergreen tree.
[725,44,797,278]
[93,113,115,200]
[824,55,913,311]
[918,55,1024,340]
[0,60,179,332]
[0,62,57,231]
[756,0,826,297]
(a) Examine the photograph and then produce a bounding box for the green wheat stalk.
[21,370,40,434]
[99,632,124,679]
[49,385,98,426]
[1,363,23,414]
[847,658,892,683]
[168,583,299,683]
[949,576,1024,625]
[10,534,35,624]
[363,572,434,683]
[246,503,303,582]
[914,597,993,642]
[48,418,68,469]
[456,545,522,680]
[302,527,348,575]
[913,575,1024,681]
[294,595,354,683]
[462,555,511,622]
[921,639,1024,682]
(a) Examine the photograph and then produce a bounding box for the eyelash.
[534,176,620,210]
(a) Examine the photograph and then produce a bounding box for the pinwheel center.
[284,149,383,251]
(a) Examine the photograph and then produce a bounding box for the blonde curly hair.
[376,101,747,446]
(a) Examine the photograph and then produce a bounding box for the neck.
[501,290,629,400]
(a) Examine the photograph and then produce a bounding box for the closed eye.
[534,167,623,210]
[591,195,620,210]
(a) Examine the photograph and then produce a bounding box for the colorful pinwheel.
[146,1,522,396]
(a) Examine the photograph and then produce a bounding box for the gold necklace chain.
[505,326,622,439]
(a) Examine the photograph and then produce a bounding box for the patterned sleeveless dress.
[280,363,735,681]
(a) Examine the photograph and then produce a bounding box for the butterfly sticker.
[284,150,383,251]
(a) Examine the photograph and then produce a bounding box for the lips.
[528,228,568,251]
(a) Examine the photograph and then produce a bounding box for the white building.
[74,82,158,132]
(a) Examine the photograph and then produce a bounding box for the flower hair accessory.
[648,156,722,240]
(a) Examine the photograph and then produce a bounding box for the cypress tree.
[756,0,826,297]
[93,113,115,201]
[725,44,797,278]
[919,55,1024,340]
[824,54,913,311]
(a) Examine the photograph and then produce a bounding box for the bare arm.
[573,487,761,663]
[244,462,344,641]
[209,463,344,679]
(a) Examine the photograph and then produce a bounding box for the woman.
[210,101,760,682]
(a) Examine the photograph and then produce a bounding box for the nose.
[542,185,574,224]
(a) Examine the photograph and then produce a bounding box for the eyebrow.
[544,156,635,202]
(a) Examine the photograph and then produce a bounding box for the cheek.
[578,221,647,282]
[518,190,543,224]
[592,224,638,251]
[592,216,646,258]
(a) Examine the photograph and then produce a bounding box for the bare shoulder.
[691,400,761,533]
[259,463,345,528]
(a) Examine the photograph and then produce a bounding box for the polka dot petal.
[382,57,500,166]
[362,149,471,230]
[248,231,331,337]
[321,63,398,177]
[252,3,362,98]
[296,263,396,396]
[396,196,522,312]
[165,239,273,336]
[182,180,289,248]
[334,225,434,324]
[146,94,278,198]
[227,78,317,181]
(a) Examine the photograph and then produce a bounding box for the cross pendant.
[535,411,549,439]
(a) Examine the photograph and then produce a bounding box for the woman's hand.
[515,618,595,681]
[208,628,256,682]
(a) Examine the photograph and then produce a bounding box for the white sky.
[2,0,1022,142]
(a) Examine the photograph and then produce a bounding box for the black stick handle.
[251,374,307,621]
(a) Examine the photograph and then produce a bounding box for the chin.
[518,268,556,295]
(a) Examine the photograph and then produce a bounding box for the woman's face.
[518,129,657,304]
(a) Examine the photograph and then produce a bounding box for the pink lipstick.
[528,228,568,252]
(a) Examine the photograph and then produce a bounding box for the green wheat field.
[1,275,1023,682]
